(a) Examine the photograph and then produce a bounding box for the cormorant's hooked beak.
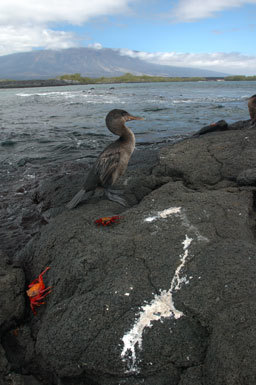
[126,115,144,121]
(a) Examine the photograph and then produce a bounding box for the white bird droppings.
[120,206,208,373]
[144,206,209,243]
[144,207,181,222]
[121,234,193,373]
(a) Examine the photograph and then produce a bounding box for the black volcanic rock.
[0,253,25,384]
[2,120,256,384]
[237,168,256,186]
[0,47,228,80]
[193,119,228,136]
[0,79,74,88]
[153,120,256,189]
[0,253,25,333]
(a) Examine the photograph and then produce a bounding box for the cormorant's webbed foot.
[104,188,127,206]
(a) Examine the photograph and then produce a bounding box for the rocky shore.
[1,118,256,385]
[0,79,77,88]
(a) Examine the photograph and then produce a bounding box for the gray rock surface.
[2,120,256,384]
[0,253,25,332]
[153,120,256,189]
[0,253,25,384]
[237,168,256,186]
[193,119,228,136]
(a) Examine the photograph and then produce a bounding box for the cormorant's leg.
[106,187,125,195]
[104,188,127,206]
[66,190,94,209]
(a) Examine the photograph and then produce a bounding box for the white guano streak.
[144,206,208,243]
[144,207,182,222]
[121,234,193,373]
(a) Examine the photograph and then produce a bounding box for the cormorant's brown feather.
[95,148,121,187]
[66,109,143,209]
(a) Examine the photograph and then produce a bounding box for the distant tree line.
[59,73,206,83]
[224,75,256,81]
[59,73,256,84]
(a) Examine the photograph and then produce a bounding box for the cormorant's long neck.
[119,125,135,148]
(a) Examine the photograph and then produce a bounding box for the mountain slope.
[0,47,228,80]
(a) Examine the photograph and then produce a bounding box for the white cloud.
[0,0,133,25]
[120,49,256,75]
[0,0,255,76]
[168,0,256,22]
[0,26,79,55]
[88,42,103,49]
[0,0,134,55]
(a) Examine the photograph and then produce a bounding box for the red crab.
[94,215,122,226]
[26,267,52,315]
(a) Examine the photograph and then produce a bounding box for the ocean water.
[0,80,255,255]
[1,81,255,173]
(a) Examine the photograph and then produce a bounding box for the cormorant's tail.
[66,189,87,209]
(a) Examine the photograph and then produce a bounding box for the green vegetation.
[59,73,256,84]
[59,73,206,84]
[224,75,256,81]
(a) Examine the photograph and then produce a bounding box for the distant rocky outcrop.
[1,119,256,385]
[0,79,76,88]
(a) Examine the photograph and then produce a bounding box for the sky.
[0,0,256,75]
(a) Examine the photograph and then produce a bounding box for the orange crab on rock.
[94,215,122,226]
[26,267,52,315]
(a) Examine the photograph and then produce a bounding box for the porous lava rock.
[0,253,25,332]
[0,253,25,384]
[3,119,256,385]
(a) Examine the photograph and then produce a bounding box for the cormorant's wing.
[95,147,121,187]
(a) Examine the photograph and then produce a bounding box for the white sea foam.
[17,91,80,98]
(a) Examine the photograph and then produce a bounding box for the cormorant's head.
[105,109,144,134]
